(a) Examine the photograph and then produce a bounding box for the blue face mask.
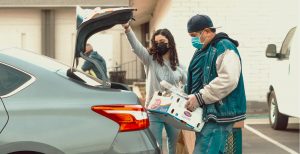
[191,37,203,49]
[191,32,205,50]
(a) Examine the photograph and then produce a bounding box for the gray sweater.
[125,29,187,107]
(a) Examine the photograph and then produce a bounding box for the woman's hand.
[122,22,131,32]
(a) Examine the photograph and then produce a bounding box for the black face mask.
[156,43,169,55]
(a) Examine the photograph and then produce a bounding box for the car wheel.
[268,91,289,130]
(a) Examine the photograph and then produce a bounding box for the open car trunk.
[69,6,135,88]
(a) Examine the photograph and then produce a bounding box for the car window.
[0,63,33,97]
[280,27,296,59]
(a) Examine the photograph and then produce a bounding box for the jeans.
[149,113,179,154]
[193,121,233,154]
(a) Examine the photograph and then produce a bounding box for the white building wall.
[55,8,76,66]
[150,0,298,102]
[120,25,144,80]
[0,8,41,53]
[110,27,124,71]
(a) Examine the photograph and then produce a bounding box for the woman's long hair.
[149,29,179,71]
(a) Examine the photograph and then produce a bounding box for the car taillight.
[91,104,149,132]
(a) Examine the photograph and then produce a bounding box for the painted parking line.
[245,124,298,154]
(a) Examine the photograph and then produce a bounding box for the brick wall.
[150,0,298,102]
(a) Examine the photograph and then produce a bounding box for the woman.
[123,23,186,154]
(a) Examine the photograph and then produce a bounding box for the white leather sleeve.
[200,49,241,104]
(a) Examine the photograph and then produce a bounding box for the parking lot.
[244,116,299,154]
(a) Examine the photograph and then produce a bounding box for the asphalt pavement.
[244,117,299,154]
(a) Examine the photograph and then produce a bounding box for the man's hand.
[185,94,199,112]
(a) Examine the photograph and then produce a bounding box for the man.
[184,14,246,154]
[82,43,108,80]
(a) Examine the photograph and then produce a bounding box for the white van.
[265,27,299,130]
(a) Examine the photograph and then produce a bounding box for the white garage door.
[0,8,41,53]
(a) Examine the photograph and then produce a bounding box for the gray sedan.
[0,49,158,154]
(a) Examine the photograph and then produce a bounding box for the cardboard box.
[148,91,204,132]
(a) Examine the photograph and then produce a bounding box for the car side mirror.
[266,44,278,58]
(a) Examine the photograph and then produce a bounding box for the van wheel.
[268,91,288,130]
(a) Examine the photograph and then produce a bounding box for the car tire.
[268,91,289,130]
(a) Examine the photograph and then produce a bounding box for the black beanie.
[187,14,214,33]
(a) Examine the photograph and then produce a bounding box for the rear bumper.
[106,128,160,154]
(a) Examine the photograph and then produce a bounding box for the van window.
[280,27,296,59]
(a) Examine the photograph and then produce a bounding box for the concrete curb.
[247,101,268,115]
